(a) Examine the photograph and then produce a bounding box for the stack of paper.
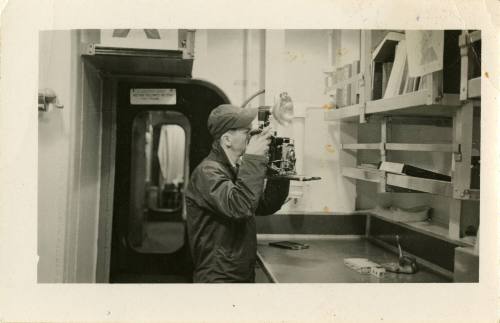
[344,258,381,274]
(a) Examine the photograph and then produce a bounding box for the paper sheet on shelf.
[406,30,444,77]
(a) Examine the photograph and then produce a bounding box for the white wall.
[38,31,73,282]
[38,30,101,283]
[277,30,346,212]
[193,29,344,213]
[194,29,331,111]
[338,30,361,67]
[193,29,247,105]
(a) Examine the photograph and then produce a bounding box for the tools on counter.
[344,234,419,278]
[344,258,387,278]
[381,235,419,274]
[268,241,309,250]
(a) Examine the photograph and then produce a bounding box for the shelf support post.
[427,71,443,105]
[452,101,474,199]
[339,121,359,212]
[377,117,389,193]
[448,200,462,240]
[449,100,474,240]
[459,31,469,101]
[359,30,372,123]
[380,117,388,162]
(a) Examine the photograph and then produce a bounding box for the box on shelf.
[378,161,451,182]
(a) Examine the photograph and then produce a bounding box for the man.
[186,104,290,283]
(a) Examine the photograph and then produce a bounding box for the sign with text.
[130,88,177,105]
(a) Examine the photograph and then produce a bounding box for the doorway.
[105,79,229,283]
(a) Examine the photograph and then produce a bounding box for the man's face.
[224,127,251,156]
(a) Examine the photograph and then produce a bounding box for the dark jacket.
[185,141,290,283]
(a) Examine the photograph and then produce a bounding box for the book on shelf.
[403,76,421,94]
[381,62,393,98]
[383,39,408,99]
[418,74,429,90]
[398,59,409,95]
[413,76,421,91]
[371,32,404,100]
[378,161,451,182]
[372,63,384,99]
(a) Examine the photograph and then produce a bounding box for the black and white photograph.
[1,1,499,322]
[37,29,481,284]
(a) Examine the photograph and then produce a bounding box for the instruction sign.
[130,88,177,105]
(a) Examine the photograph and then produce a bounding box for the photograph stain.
[322,103,335,110]
[325,144,335,153]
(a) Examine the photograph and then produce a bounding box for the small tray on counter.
[268,241,310,250]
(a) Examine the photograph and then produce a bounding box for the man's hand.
[245,126,272,156]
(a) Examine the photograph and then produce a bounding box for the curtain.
[157,125,185,185]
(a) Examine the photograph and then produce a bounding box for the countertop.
[256,235,450,283]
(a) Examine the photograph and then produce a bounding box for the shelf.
[468,77,481,99]
[386,173,452,196]
[324,104,364,121]
[366,91,460,116]
[386,143,457,152]
[341,167,383,183]
[342,167,453,196]
[333,31,479,261]
[342,143,457,152]
[324,90,460,121]
[365,209,474,247]
[342,143,380,150]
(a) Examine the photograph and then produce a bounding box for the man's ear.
[220,132,232,148]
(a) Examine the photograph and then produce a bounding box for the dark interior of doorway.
[109,80,228,283]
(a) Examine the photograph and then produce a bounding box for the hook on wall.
[38,88,64,112]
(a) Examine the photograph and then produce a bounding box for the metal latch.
[38,88,64,112]
[453,144,462,162]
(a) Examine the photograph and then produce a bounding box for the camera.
[257,93,297,177]
[246,91,320,181]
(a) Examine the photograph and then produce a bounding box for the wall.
[274,30,337,213]
[38,30,102,283]
[338,30,360,67]
[193,29,247,105]
[38,30,73,282]
[193,29,340,213]
[283,29,331,111]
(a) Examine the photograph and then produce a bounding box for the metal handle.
[38,88,64,112]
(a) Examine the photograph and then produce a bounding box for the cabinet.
[323,30,481,252]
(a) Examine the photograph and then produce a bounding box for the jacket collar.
[208,140,239,176]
